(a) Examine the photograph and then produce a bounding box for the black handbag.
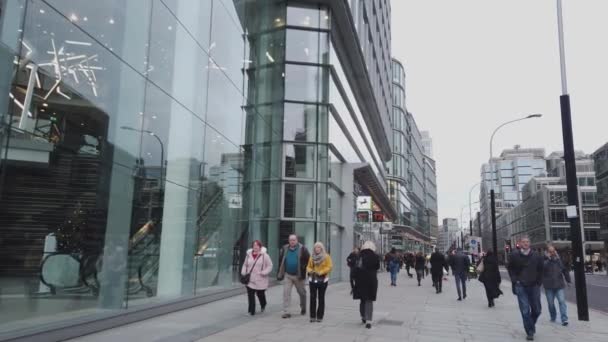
[240,254,260,285]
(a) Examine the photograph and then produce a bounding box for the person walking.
[543,245,571,326]
[430,248,447,293]
[277,234,310,319]
[352,241,380,329]
[449,248,470,301]
[241,240,273,315]
[306,242,333,323]
[346,247,360,293]
[478,250,502,307]
[387,248,400,286]
[508,236,544,341]
[414,251,426,286]
[404,252,414,278]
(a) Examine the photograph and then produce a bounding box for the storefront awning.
[353,164,397,221]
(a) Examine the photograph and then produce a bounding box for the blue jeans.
[514,284,542,336]
[454,272,467,298]
[390,270,398,285]
[545,288,568,323]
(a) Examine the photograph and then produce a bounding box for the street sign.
[356,196,372,211]
[381,222,393,234]
[566,205,578,218]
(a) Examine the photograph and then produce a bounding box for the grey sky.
[391,0,608,225]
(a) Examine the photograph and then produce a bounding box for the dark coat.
[543,256,571,289]
[346,252,358,268]
[449,251,470,274]
[414,255,426,270]
[430,252,447,278]
[353,249,380,301]
[508,250,543,287]
[479,254,502,299]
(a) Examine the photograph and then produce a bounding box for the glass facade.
[0,0,262,335]
[0,0,396,338]
[593,143,608,255]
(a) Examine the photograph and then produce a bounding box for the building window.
[283,102,317,142]
[550,191,568,205]
[583,210,599,224]
[283,183,315,219]
[581,192,597,205]
[550,209,568,223]
[284,144,316,179]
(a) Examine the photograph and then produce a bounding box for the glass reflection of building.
[0,0,396,339]
[387,58,433,253]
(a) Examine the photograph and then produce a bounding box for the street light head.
[526,114,542,119]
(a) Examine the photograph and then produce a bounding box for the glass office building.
[593,143,608,260]
[0,0,395,340]
[387,58,432,252]
[479,146,546,252]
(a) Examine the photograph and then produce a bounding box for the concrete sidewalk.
[71,271,608,342]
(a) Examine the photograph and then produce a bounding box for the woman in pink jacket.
[241,240,273,315]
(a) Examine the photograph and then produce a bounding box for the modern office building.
[593,143,608,260]
[438,218,459,252]
[495,152,601,259]
[387,58,433,253]
[0,1,396,340]
[424,154,439,246]
[421,130,433,158]
[479,146,546,251]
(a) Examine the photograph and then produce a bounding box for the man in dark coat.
[353,241,380,329]
[430,248,448,293]
[479,250,502,307]
[508,236,544,341]
[449,248,470,300]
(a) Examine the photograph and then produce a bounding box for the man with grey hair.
[508,236,544,341]
[277,234,310,319]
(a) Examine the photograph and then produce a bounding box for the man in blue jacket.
[543,245,571,326]
[508,236,544,341]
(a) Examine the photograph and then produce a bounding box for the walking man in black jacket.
[449,248,470,300]
[508,236,544,341]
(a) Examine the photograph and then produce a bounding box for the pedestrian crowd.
[240,234,572,340]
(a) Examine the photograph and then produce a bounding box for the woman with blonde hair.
[306,241,333,322]
[352,241,380,329]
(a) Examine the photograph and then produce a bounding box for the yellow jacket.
[307,254,333,277]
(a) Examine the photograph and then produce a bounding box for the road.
[501,269,608,314]
[564,273,608,314]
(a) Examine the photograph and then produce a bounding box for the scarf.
[312,251,326,265]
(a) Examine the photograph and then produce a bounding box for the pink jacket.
[241,248,273,290]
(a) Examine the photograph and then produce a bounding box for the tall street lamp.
[555,0,588,321]
[469,182,481,236]
[489,114,542,254]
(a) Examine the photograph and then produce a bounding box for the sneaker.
[365,323,372,329]
[282,313,291,319]
[317,319,323,323]
[310,318,316,323]
[457,297,462,301]
[526,335,534,341]
[361,319,366,324]
[562,321,568,327]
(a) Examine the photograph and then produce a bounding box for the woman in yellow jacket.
[306,241,333,323]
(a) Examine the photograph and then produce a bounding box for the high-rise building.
[491,151,600,261]
[479,146,546,251]
[593,143,608,261]
[421,131,433,158]
[438,218,459,252]
[388,58,434,253]
[0,1,396,339]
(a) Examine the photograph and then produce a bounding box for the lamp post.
[469,182,481,236]
[555,0,588,321]
[489,114,542,254]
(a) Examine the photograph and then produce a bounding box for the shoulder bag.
[240,254,260,285]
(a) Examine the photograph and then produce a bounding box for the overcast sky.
[391,0,608,226]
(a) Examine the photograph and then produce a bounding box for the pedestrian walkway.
[70,271,608,342]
